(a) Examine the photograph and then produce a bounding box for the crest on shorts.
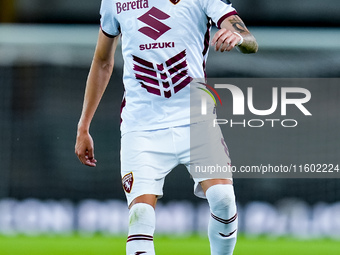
[169,0,180,5]
[122,172,134,193]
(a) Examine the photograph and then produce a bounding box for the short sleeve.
[200,0,238,29]
[100,0,120,37]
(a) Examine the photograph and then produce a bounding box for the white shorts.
[120,121,232,206]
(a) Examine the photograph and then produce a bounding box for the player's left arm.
[211,15,258,54]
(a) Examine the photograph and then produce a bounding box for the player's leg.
[126,195,157,255]
[121,128,177,255]
[186,121,237,255]
[201,179,238,255]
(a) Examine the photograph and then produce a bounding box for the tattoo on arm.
[221,15,258,53]
[229,16,247,34]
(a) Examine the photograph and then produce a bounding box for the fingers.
[86,147,95,162]
[75,137,97,167]
[211,28,229,51]
[85,149,97,167]
[75,148,97,167]
[77,150,97,167]
[211,28,241,52]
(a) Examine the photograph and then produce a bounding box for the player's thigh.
[188,121,233,198]
[121,129,177,206]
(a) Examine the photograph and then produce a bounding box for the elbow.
[93,49,115,72]
[101,61,114,72]
[93,56,114,73]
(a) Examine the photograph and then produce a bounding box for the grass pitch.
[0,235,339,255]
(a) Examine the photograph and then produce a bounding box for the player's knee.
[206,184,236,215]
[129,194,157,209]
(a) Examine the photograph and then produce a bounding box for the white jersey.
[100,0,237,134]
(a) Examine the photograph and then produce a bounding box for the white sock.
[206,184,238,255]
[126,203,156,255]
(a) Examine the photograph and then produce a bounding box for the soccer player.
[75,0,258,254]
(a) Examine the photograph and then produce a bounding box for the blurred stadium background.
[1,0,340,253]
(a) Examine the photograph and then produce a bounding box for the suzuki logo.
[138,7,171,40]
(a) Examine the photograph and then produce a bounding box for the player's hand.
[75,130,97,167]
[211,28,242,52]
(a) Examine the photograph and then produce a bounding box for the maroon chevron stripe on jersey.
[165,50,186,67]
[133,50,190,98]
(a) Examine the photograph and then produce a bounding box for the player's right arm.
[75,29,120,167]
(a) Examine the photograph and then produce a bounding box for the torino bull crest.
[122,172,134,193]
